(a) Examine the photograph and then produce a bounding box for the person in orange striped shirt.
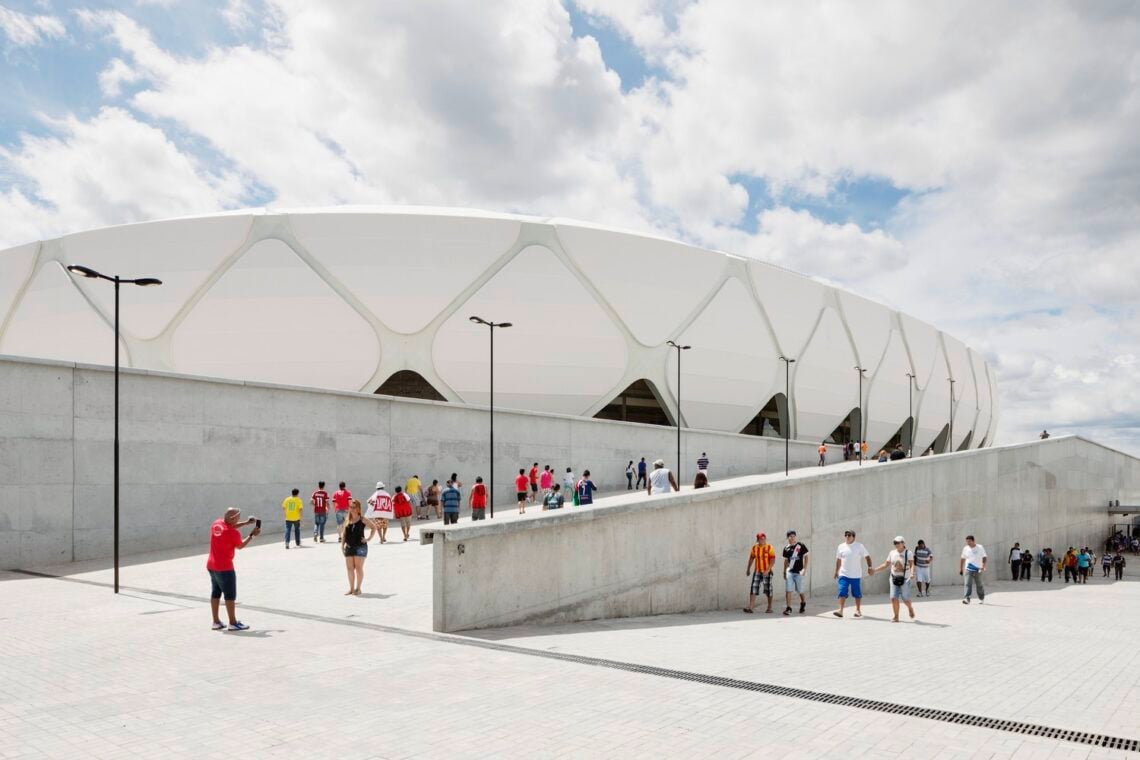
[744,533,778,613]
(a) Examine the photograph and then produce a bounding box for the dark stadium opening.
[956,430,974,451]
[928,423,950,454]
[740,393,785,437]
[374,370,447,401]
[825,408,861,445]
[882,417,912,453]
[977,435,987,449]
[593,379,672,426]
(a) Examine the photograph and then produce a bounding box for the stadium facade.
[0,207,996,453]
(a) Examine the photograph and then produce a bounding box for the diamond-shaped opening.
[956,430,974,451]
[739,393,785,437]
[593,379,672,426]
[374,370,446,402]
[825,407,861,446]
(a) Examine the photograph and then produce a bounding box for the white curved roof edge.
[0,204,955,341]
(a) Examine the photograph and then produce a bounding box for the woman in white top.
[647,459,679,495]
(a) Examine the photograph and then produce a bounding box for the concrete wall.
[0,355,817,569]
[431,436,1140,632]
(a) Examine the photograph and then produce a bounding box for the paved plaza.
[2,493,1139,759]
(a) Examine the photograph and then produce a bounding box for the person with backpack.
[872,536,916,622]
[543,483,565,510]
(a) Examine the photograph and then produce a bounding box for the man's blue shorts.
[836,576,862,599]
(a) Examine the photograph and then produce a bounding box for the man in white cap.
[647,459,679,496]
[365,481,393,543]
[872,536,917,622]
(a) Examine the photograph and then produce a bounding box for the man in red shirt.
[469,476,488,521]
[311,481,330,543]
[332,482,352,542]
[515,469,529,514]
[528,463,539,503]
[206,508,260,631]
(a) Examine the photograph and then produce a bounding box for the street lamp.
[469,316,512,518]
[666,340,691,484]
[905,372,916,458]
[947,377,956,454]
[65,264,162,594]
[854,365,868,466]
[779,356,795,476]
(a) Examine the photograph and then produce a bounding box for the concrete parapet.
[431,436,1140,632]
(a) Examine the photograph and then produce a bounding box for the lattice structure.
[0,207,997,452]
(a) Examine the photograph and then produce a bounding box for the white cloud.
[0,107,245,242]
[0,5,65,47]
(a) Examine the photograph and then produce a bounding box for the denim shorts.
[209,570,237,601]
[889,578,912,601]
[836,576,862,599]
[345,544,367,558]
[785,572,805,593]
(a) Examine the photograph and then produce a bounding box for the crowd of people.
[817,441,909,466]
[741,529,1130,624]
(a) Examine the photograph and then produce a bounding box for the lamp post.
[947,377,956,454]
[779,356,795,476]
[469,316,512,518]
[854,365,867,466]
[666,340,691,483]
[905,372,916,458]
[65,265,162,594]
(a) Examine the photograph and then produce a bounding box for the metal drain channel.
[14,569,1139,753]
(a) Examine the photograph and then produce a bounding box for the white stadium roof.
[0,207,997,452]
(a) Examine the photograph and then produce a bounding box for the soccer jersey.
[282,496,303,521]
[311,489,329,514]
[750,543,776,573]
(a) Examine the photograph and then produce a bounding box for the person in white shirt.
[833,530,873,618]
[959,535,988,604]
[872,536,916,622]
[647,459,679,496]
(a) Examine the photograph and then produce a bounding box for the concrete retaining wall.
[431,436,1140,632]
[0,355,817,569]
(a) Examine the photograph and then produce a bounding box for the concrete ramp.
[432,436,1140,632]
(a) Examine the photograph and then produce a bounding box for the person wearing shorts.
[515,469,529,514]
[833,530,871,618]
[913,539,933,596]
[426,480,442,520]
[341,500,374,596]
[392,486,413,542]
[332,482,352,541]
[206,507,260,631]
[743,532,776,613]
[873,536,916,622]
[529,463,539,503]
[469,476,487,520]
[782,531,810,615]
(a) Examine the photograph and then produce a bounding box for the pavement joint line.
[14,567,1140,753]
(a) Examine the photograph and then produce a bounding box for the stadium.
[0,207,996,453]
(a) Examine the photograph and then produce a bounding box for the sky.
[1,0,1138,454]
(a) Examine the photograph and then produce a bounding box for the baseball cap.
[786,530,797,536]
[653,458,665,467]
[893,535,905,543]
[375,481,385,489]
[756,532,766,540]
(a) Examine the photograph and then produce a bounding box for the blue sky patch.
[566,4,667,92]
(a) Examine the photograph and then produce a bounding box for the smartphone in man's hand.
[255,518,262,529]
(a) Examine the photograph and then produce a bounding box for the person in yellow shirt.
[743,532,777,613]
[405,475,426,520]
[282,488,303,549]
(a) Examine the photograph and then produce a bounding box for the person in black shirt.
[342,500,375,596]
[781,530,810,615]
[889,445,907,461]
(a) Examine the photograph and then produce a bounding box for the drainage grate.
[15,569,1139,753]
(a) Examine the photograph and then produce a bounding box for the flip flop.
[832,611,843,618]
[742,608,753,614]
[854,612,862,617]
